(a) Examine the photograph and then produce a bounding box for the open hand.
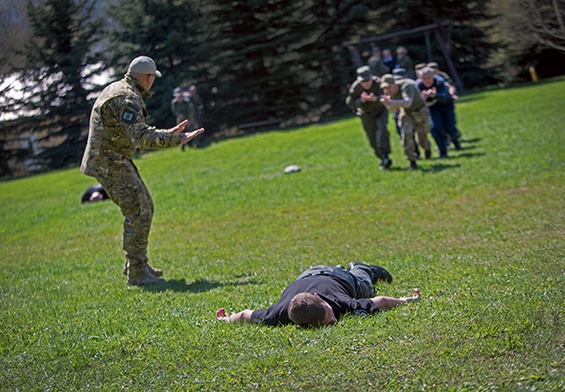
[361,91,376,103]
[216,308,230,322]
[402,288,420,302]
[380,95,392,108]
[167,119,189,134]
[180,128,205,145]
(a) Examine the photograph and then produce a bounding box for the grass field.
[1,78,564,391]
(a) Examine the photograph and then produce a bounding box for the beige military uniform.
[390,78,431,163]
[81,74,182,268]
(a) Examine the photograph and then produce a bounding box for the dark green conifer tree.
[106,0,204,126]
[3,0,106,116]
[370,0,498,88]
[198,0,373,129]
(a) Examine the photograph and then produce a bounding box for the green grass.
[1,78,564,391]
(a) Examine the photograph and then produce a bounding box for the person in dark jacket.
[80,184,109,203]
[216,262,419,327]
[417,67,461,158]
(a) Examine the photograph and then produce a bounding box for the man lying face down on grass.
[216,262,420,327]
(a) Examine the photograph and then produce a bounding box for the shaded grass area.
[1,78,564,390]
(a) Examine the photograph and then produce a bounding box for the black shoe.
[379,157,392,170]
[368,265,393,283]
[348,262,393,283]
[408,161,418,171]
[425,149,432,159]
[453,139,461,151]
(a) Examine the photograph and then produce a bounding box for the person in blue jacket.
[417,67,461,158]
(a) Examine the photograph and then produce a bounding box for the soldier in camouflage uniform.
[380,74,431,171]
[345,66,392,170]
[81,56,205,285]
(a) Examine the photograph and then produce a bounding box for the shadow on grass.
[461,137,481,144]
[424,162,462,173]
[454,150,485,160]
[384,161,461,173]
[139,277,259,293]
[455,95,485,104]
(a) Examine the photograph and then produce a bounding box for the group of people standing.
[346,46,462,170]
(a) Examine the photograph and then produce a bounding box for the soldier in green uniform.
[81,56,205,285]
[379,74,431,171]
[346,66,392,170]
[170,87,197,151]
[367,47,389,77]
[395,46,416,80]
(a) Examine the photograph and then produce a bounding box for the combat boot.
[127,263,165,286]
[123,262,163,277]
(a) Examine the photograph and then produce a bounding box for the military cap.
[128,56,162,77]
[415,63,426,71]
[427,62,439,70]
[380,74,396,89]
[393,68,406,79]
[356,66,372,81]
[420,67,435,76]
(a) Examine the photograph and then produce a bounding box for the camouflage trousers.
[97,159,154,266]
[398,106,431,162]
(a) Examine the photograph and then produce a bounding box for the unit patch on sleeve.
[121,110,136,125]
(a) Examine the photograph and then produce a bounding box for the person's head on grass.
[288,293,338,327]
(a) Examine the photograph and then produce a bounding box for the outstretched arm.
[380,94,414,110]
[372,288,420,311]
[164,119,206,145]
[216,308,254,323]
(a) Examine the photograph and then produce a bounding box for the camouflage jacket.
[81,74,182,178]
[390,78,427,111]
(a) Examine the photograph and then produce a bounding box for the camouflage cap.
[356,66,372,81]
[128,56,162,77]
[380,74,396,89]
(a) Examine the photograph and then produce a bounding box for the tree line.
[1,0,564,134]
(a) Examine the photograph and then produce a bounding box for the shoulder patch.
[121,109,136,125]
